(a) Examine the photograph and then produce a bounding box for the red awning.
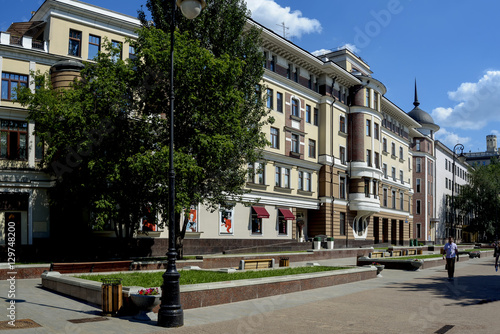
[279,208,295,220]
[252,206,270,218]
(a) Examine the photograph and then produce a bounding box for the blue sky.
[2,0,500,153]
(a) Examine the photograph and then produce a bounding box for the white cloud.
[311,49,331,57]
[432,71,500,130]
[435,128,471,148]
[245,0,322,39]
[337,43,360,54]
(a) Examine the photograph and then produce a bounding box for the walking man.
[443,236,458,281]
[494,239,500,271]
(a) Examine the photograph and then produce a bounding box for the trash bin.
[279,257,289,267]
[409,239,413,247]
[313,237,321,250]
[102,278,123,316]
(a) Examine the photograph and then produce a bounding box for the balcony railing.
[0,32,47,52]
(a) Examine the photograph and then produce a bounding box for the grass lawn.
[76,266,349,287]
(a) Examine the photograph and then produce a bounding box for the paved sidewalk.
[1,256,499,333]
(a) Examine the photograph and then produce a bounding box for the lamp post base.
[157,261,184,327]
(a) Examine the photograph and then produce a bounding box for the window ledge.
[290,115,302,122]
[289,151,301,158]
[338,131,347,138]
[246,182,268,190]
[274,186,293,194]
[297,189,313,196]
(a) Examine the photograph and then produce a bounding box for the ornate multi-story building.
[2,0,457,254]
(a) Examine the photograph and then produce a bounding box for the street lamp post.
[451,143,465,242]
[157,0,205,328]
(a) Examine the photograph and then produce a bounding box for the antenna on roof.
[276,22,289,39]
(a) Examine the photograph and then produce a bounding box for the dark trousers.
[446,257,456,278]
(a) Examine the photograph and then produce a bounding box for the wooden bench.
[391,250,402,257]
[50,260,133,274]
[239,259,274,270]
[370,252,384,258]
[407,249,417,255]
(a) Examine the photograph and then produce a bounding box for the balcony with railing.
[0,32,47,52]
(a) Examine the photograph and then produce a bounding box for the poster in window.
[186,205,198,232]
[219,206,234,235]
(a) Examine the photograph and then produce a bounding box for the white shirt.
[444,242,458,258]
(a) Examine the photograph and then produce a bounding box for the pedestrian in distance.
[494,239,500,272]
[443,236,459,281]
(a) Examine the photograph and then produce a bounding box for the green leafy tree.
[455,157,500,240]
[135,0,269,256]
[18,0,269,257]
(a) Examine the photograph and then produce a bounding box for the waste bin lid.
[101,278,122,285]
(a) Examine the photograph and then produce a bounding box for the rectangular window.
[275,167,281,187]
[373,180,378,198]
[111,40,123,61]
[313,108,319,126]
[251,210,262,235]
[247,163,254,182]
[416,200,421,215]
[305,172,311,191]
[294,67,299,82]
[383,189,388,207]
[374,123,379,140]
[68,29,82,56]
[374,152,380,169]
[340,146,346,164]
[400,193,404,210]
[298,171,303,190]
[366,119,371,136]
[340,176,346,199]
[292,99,300,117]
[0,119,28,160]
[392,190,396,208]
[383,138,387,152]
[263,51,268,68]
[276,92,283,112]
[88,34,101,60]
[391,143,396,156]
[278,212,288,235]
[287,64,292,79]
[35,135,44,160]
[383,163,387,178]
[416,158,422,173]
[416,139,421,151]
[284,168,290,188]
[291,134,299,153]
[308,75,313,89]
[270,55,276,71]
[364,178,370,197]
[266,89,273,109]
[1,73,28,101]
[340,212,346,236]
[129,46,136,60]
[340,115,346,133]
[416,223,421,238]
[305,105,311,123]
[366,88,371,107]
[399,146,404,160]
[256,162,265,185]
[308,139,316,158]
[270,127,279,149]
[392,167,396,181]
[400,170,404,184]
[366,149,371,166]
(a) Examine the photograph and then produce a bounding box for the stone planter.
[375,265,384,277]
[130,294,161,320]
[410,260,423,271]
